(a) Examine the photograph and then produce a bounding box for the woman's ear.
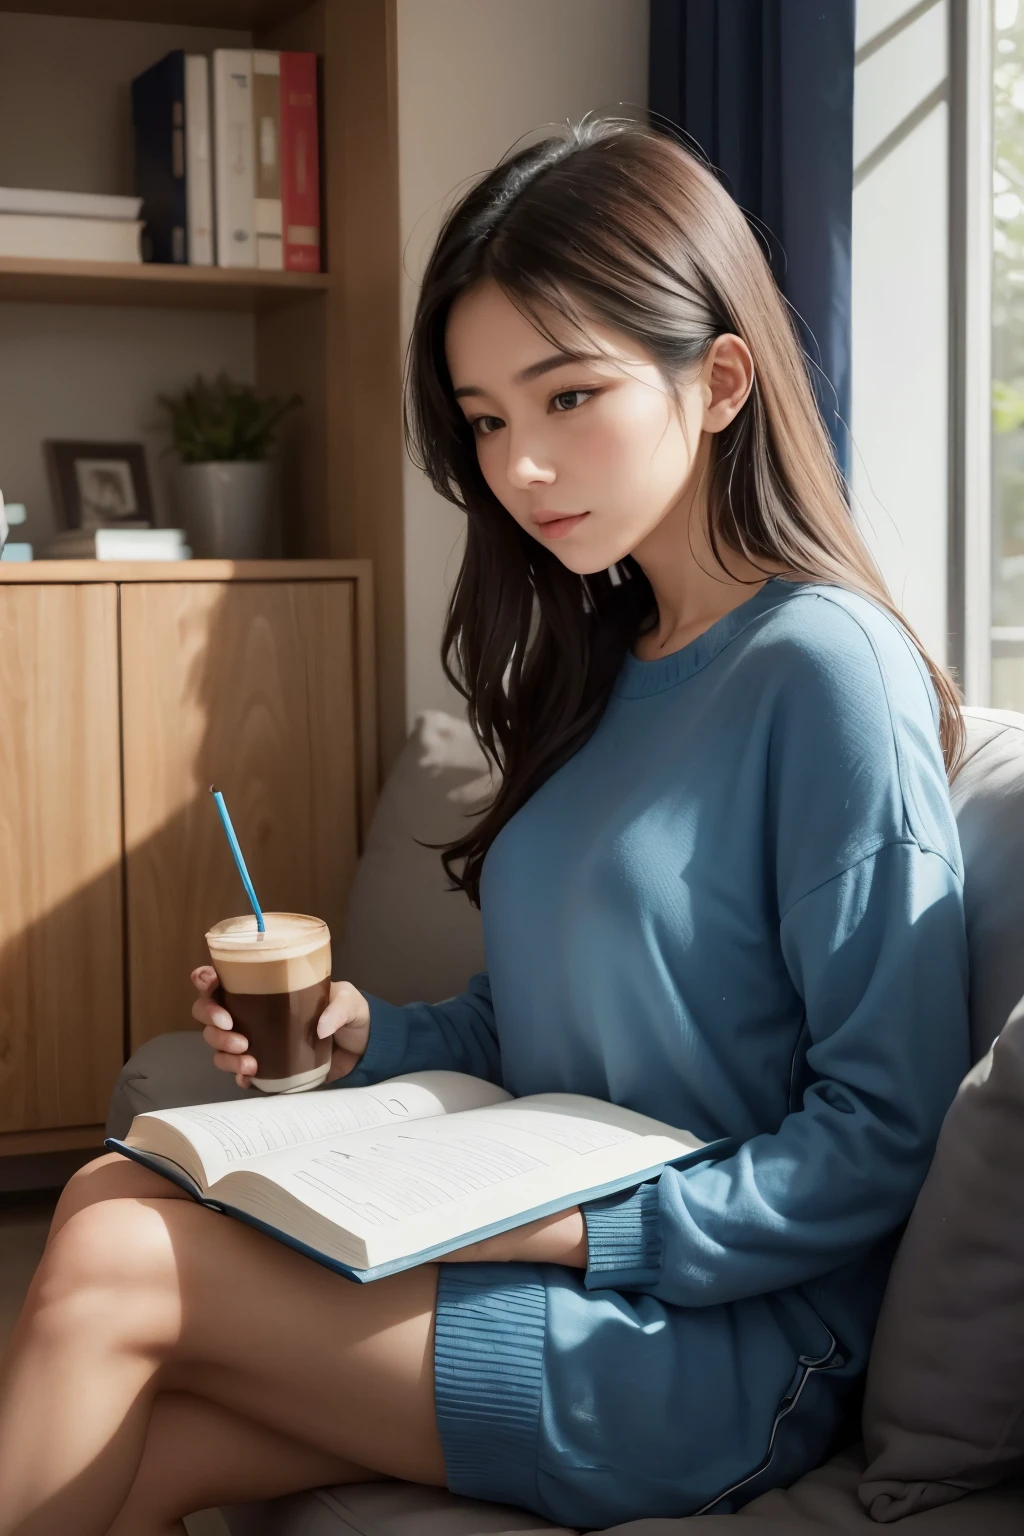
[701,335,754,434]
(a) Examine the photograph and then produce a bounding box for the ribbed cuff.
[434,1263,546,1508]
[327,994,409,1089]
[582,1179,663,1291]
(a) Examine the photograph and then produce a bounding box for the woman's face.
[444,278,748,575]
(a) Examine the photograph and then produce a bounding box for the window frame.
[949,0,993,705]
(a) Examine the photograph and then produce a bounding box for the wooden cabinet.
[0,561,376,1154]
[120,581,359,1049]
[0,584,124,1138]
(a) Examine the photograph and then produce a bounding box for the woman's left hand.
[445,1206,588,1267]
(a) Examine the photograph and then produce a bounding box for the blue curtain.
[649,0,855,478]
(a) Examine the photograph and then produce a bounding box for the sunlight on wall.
[850,0,950,665]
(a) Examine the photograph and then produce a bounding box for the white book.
[43,527,190,561]
[185,56,214,266]
[0,213,142,263]
[0,187,142,221]
[212,49,256,269]
[252,50,283,270]
[106,1070,715,1282]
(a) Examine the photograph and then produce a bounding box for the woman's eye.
[551,389,594,413]
[471,415,503,437]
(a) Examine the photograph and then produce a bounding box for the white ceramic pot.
[173,461,280,559]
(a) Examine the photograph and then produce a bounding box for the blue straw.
[209,786,265,933]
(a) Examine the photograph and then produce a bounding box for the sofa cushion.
[221,1480,571,1534]
[335,710,491,1006]
[858,994,1024,1519]
[220,1447,1024,1535]
[106,1022,250,1140]
[949,708,1024,1057]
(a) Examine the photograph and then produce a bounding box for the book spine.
[131,50,187,264]
[185,55,214,266]
[212,49,256,269]
[252,51,283,270]
[280,52,320,273]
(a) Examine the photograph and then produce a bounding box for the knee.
[33,1198,182,1352]
[50,1152,185,1243]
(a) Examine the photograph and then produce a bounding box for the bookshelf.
[0,256,329,309]
[0,0,406,771]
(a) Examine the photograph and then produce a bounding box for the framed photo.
[45,440,154,531]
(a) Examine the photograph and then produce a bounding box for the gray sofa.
[107,708,1024,1536]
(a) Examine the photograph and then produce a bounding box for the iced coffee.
[205,913,333,1093]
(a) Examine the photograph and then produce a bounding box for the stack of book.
[0,187,143,263]
[131,49,320,273]
[42,526,191,561]
[0,500,32,562]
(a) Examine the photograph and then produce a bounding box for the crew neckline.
[614,576,804,698]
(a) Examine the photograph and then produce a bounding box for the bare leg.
[0,1184,445,1536]
[107,1389,381,1536]
[44,1152,194,1251]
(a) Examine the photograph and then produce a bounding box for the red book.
[280,52,320,272]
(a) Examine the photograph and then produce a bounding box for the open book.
[105,1072,718,1282]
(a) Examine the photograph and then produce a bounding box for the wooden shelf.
[0,1,304,26]
[0,559,371,584]
[0,1126,106,1157]
[0,256,328,311]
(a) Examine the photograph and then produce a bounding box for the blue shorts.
[433,1261,852,1530]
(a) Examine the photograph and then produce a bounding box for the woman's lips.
[535,512,590,540]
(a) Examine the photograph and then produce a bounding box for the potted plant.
[159,373,301,559]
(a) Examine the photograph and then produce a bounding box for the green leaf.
[158,372,302,462]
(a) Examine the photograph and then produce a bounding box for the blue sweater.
[338,577,970,1524]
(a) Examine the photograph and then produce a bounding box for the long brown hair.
[405,116,964,905]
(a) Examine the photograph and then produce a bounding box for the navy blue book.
[103,1069,719,1283]
[131,49,186,264]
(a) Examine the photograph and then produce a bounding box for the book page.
[124,1071,510,1189]
[223,1095,703,1268]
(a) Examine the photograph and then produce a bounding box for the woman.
[0,118,969,1536]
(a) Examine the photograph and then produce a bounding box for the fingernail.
[212,1011,232,1030]
[316,1017,335,1039]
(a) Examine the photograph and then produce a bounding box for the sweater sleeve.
[581,838,969,1305]
[330,971,503,1089]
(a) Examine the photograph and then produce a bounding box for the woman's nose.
[506,446,556,489]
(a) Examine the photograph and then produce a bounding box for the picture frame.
[44,440,154,531]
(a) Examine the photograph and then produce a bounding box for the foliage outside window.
[991,1,1024,701]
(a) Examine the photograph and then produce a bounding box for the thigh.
[167,1203,446,1486]
[109,1389,381,1529]
[54,1193,447,1488]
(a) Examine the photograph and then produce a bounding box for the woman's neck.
[630,492,791,662]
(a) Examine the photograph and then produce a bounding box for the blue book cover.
[131,49,187,264]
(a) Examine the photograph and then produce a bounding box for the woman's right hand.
[191,969,372,1089]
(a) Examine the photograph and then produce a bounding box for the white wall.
[851,0,950,663]
[396,0,650,726]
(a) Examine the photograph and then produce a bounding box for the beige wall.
[396,0,650,725]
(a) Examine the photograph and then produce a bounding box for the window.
[992,0,1024,704]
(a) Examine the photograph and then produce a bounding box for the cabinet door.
[0,584,124,1133]
[120,581,359,1050]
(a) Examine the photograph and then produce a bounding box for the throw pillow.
[859,994,1024,1520]
[952,709,1024,1058]
[335,710,493,1004]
